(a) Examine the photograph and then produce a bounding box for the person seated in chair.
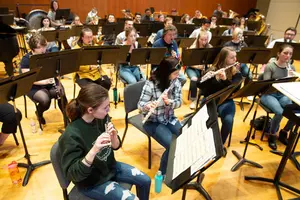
[222,19,239,36]
[138,57,182,176]
[198,47,243,145]
[38,16,59,52]
[73,28,111,90]
[153,17,173,43]
[0,103,22,145]
[260,44,296,150]
[115,19,139,45]
[59,83,151,200]
[20,33,67,125]
[186,31,213,109]
[267,27,297,48]
[119,27,145,84]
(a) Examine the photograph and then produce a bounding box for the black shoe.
[222,147,227,157]
[278,130,288,145]
[35,111,46,125]
[268,134,277,150]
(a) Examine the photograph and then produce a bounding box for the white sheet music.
[273,82,300,106]
[172,105,216,180]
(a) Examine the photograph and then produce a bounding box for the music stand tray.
[175,23,196,37]
[175,38,196,49]
[55,9,70,21]
[40,30,57,42]
[210,36,231,47]
[243,35,268,48]
[129,47,166,66]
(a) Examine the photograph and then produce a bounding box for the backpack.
[250,115,271,132]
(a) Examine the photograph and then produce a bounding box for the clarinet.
[200,62,239,83]
[142,79,177,124]
[48,78,61,100]
[286,61,300,78]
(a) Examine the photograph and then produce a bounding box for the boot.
[278,130,288,145]
[268,134,277,150]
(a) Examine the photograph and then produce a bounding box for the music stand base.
[245,176,300,200]
[181,173,211,200]
[270,150,300,171]
[231,150,263,171]
[240,140,263,151]
[18,160,51,186]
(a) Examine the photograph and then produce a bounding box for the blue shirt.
[152,38,179,58]
[154,29,163,43]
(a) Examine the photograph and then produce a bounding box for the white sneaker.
[189,100,197,110]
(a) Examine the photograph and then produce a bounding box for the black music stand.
[247,21,262,32]
[243,35,268,47]
[0,69,52,186]
[217,18,233,26]
[210,36,231,46]
[210,26,228,36]
[55,9,70,21]
[102,23,123,37]
[245,106,300,200]
[175,37,196,49]
[151,22,164,33]
[165,99,223,200]
[175,23,196,37]
[192,18,204,26]
[230,77,297,171]
[29,49,82,128]
[0,13,14,25]
[84,24,99,35]
[136,37,149,47]
[40,30,57,42]
[167,15,181,23]
[134,23,151,37]
[236,47,272,110]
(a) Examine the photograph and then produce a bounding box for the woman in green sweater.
[59,83,151,200]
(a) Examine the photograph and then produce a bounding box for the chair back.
[123,81,146,113]
[50,142,70,189]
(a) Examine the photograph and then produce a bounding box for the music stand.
[165,89,234,199]
[247,21,262,32]
[243,30,256,36]
[29,49,81,128]
[243,35,268,47]
[167,15,181,23]
[175,23,196,37]
[40,30,57,42]
[217,18,233,26]
[210,26,227,36]
[272,42,300,60]
[102,23,123,36]
[175,37,196,48]
[84,24,99,35]
[230,77,297,171]
[0,13,14,25]
[151,22,164,33]
[0,7,9,14]
[0,69,52,186]
[245,105,300,200]
[210,36,231,46]
[136,37,149,47]
[192,18,204,26]
[55,9,70,21]
[134,23,151,37]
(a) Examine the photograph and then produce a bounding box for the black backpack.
[250,115,271,132]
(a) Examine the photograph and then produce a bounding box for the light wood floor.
[0,62,300,200]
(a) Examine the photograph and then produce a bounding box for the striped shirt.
[138,79,182,125]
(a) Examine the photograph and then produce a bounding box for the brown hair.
[276,44,294,60]
[164,17,173,25]
[285,27,297,35]
[66,83,109,121]
[125,27,137,37]
[77,27,93,46]
[163,24,177,37]
[180,14,189,23]
[28,33,47,51]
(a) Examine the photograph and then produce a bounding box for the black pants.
[76,75,112,90]
[0,103,22,134]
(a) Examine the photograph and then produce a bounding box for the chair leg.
[261,112,269,141]
[24,95,27,118]
[148,136,152,169]
[12,133,19,146]
[227,131,232,148]
[121,122,129,146]
[73,83,76,99]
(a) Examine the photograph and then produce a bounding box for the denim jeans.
[79,162,151,200]
[260,92,292,135]
[217,100,235,144]
[239,63,252,80]
[178,71,187,86]
[119,65,145,84]
[143,121,181,175]
[186,67,201,99]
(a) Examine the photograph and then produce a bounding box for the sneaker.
[189,100,197,110]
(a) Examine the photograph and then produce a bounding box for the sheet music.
[172,105,216,180]
[275,82,300,105]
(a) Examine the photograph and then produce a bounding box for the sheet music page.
[172,105,216,180]
[277,82,300,105]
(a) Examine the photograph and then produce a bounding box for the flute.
[142,79,177,124]
[200,62,239,83]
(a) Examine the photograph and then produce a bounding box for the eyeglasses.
[285,33,295,36]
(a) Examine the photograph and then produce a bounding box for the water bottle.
[30,119,37,133]
[8,161,22,186]
[154,170,163,193]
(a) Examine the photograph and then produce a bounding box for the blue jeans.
[178,71,187,86]
[186,67,201,99]
[143,121,181,175]
[217,100,235,144]
[240,63,252,80]
[79,162,151,200]
[260,92,292,135]
[119,65,145,84]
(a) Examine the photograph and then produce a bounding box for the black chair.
[121,81,153,169]
[50,142,132,200]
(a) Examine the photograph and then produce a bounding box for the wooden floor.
[0,62,300,200]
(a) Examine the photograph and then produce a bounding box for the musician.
[73,28,111,90]
[213,4,223,19]
[153,17,173,42]
[115,19,140,45]
[186,31,212,109]
[47,0,63,27]
[222,19,239,36]
[141,8,154,22]
[239,17,248,31]
[38,16,59,52]
[0,103,22,145]
[119,27,145,84]
[198,47,243,144]
[260,44,296,150]
[133,13,142,24]
[138,57,182,176]
[152,25,187,85]
[158,14,165,22]
[59,83,151,200]
[20,33,67,125]
[86,7,99,25]
[170,8,178,16]
[210,15,218,29]
[71,15,83,26]
[223,27,252,79]
[123,9,133,19]
[189,19,212,42]
[267,27,297,48]
[107,14,116,23]
[193,10,203,19]
[180,14,191,24]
